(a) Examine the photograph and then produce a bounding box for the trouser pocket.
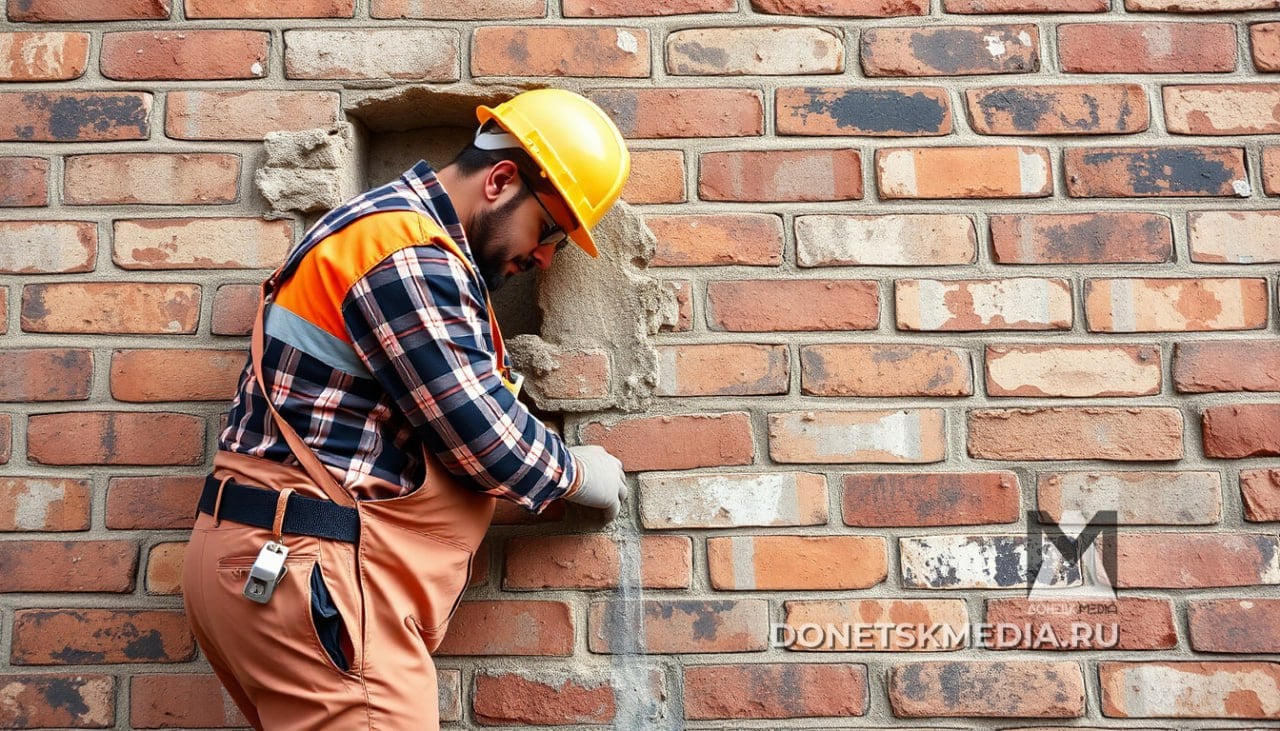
[310,563,350,673]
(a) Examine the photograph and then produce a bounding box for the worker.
[181,88,631,730]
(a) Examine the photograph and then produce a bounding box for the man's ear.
[483,159,520,204]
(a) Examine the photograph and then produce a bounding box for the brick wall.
[1,0,1278,728]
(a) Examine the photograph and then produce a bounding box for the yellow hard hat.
[476,89,630,257]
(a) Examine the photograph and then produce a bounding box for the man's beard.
[466,195,529,293]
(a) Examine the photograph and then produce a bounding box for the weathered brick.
[990,212,1172,264]
[985,597,1177,650]
[581,412,753,471]
[685,663,868,720]
[708,535,886,590]
[1059,23,1236,73]
[0,540,137,592]
[1039,471,1221,525]
[897,278,1071,331]
[22,283,201,334]
[900,534,1030,588]
[1066,146,1247,197]
[969,407,1183,461]
[107,476,207,530]
[1190,599,1280,653]
[493,499,566,526]
[1203,404,1280,458]
[286,29,459,80]
[783,599,969,651]
[434,601,573,656]
[111,349,245,402]
[503,534,690,590]
[144,542,184,595]
[1255,23,1280,71]
[65,153,239,205]
[638,472,828,529]
[647,213,783,266]
[1189,211,1280,263]
[589,88,763,138]
[1165,85,1280,135]
[1243,469,1280,521]
[797,214,975,266]
[623,150,684,204]
[167,90,340,140]
[589,599,768,653]
[890,661,1085,717]
[114,218,290,270]
[0,157,48,207]
[12,609,193,664]
[186,0,354,16]
[877,147,1052,199]
[0,221,96,274]
[28,412,205,466]
[438,669,462,723]
[1178,342,1280,394]
[372,0,545,18]
[986,344,1161,398]
[946,0,1105,11]
[0,477,91,531]
[472,669,651,726]
[769,409,947,464]
[1100,662,1280,718]
[567,0,732,13]
[0,674,114,728]
[9,0,169,20]
[1130,0,1278,9]
[862,25,1039,76]
[0,414,9,464]
[0,91,151,142]
[657,344,788,396]
[802,344,972,397]
[668,26,843,75]
[473,26,648,77]
[130,674,247,729]
[526,351,609,400]
[101,31,268,80]
[967,84,1149,135]
[843,472,1019,526]
[1265,147,1280,195]
[1084,278,1268,332]
[755,0,924,13]
[777,86,951,136]
[1111,533,1280,587]
[708,279,879,331]
[0,32,89,80]
[0,349,93,402]
[700,148,862,202]
[661,280,692,333]
[212,283,257,336]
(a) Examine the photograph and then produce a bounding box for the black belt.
[198,476,360,544]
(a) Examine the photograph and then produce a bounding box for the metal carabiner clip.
[243,540,289,604]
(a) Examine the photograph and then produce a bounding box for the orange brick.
[947,0,1104,10]
[0,414,8,464]
[130,674,246,728]
[985,597,1177,650]
[0,477,91,531]
[769,409,947,464]
[777,86,951,136]
[285,29,459,81]
[685,663,868,720]
[0,32,89,80]
[474,670,631,725]
[862,25,1039,76]
[0,540,137,592]
[1190,599,1280,653]
[372,0,544,17]
[114,218,291,270]
[797,214,975,266]
[668,26,844,75]
[111,349,245,402]
[186,0,353,16]
[891,661,1084,717]
[708,279,879,331]
[1189,211,1280,263]
[101,30,268,80]
[782,599,969,651]
[581,412,753,471]
[0,91,151,142]
[896,278,1072,331]
[503,534,690,590]
[708,535,887,590]
[842,472,1019,526]
[660,280,692,333]
[1084,278,1268,332]
[1203,404,1280,458]
[0,675,113,728]
[1114,533,1280,587]
[1175,341,1280,393]
[167,90,340,140]
[1264,147,1280,195]
[28,412,205,466]
[990,212,1171,264]
[968,84,1149,135]
[1059,23,1236,73]
[526,351,609,400]
[968,407,1183,461]
[647,214,782,267]
[107,476,205,530]
[65,153,239,205]
[1066,146,1247,197]
[700,149,862,202]
[1130,0,1278,9]
[0,157,48,207]
[985,344,1161,397]
[22,282,201,334]
[638,472,828,529]
[473,26,649,77]
[1254,23,1280,72]
[12,609,194,664]
[755,0,924,14]
[433,601,573,656]
[589,599,767,653]
[567,0,733,14]
[0,221,95,274]
[9,0,168,20]
[145,542,185,595]
[492,499,565,526]
[877,146,1051,199]
[212,283,258,336]
[0,349,93,402]
[589,88,763,138]
[1165,84,1280,135]
[1101,662,1280,719]
[622,150,684,204]
[802,344,972,397]
[657,343,788,396]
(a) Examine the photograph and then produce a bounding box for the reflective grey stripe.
[264,304,371,378]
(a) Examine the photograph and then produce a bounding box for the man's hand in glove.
[565,445,628,521]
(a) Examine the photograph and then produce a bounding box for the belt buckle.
[243,540,289,604]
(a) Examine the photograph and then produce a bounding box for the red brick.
[114,218,290,270]
[145,542,184,595]
[101,31,268,80]
[212,283,258,336]
[890,661,1085,717]
[525,351,609,400]
[372,0,544,18]
[473,26,648,77]
[111,349,245,402]
[862,25,1039,76]
[897,278,1071,331]
[1203,404,1280,458]
[968,84,1149,135]
[842,471,1019,526]
[503,534,690,590]
[1190,599,1280,653]
[878,147,1051,199]
[0,157,47,207]
[492,499,565,526]
[22,283,201,334]
[0,540,137,592]
[700,149,862,202]
[623,150,684,204]
[1255,23,1280,71]
[782,599,969,651]
[947,0,1104,10]
[167,90,340,140]
[1131,0,1278,9]
[803,344,971,397]
[581,412,753,471]
[0,414,9,464]
[186,0,353,16]
[985,597,1177,650]
[777,86,950,137]
[474,670,618,725]
[0,221,96,274]
[638,471,828,529]
[0,91,151,142]
[1084,278,1268,332]
[969,407,1183,461]
[769,409,947,464]
[986,344,1161,397]
[661,280,692,333]
[668,26,844,75]
[1100,662,1280,718]
[0,477,90,531]
[1039,470,1221,525]
[8,0,169,20]
[0,674,114,728]
[685,663,868,720]
[1265,147,1280,195]
[1110,532,1280,587]
[131,674,246,728]
[589,88,763,139]
[1165,84,1280,135]
[0,32,89,80]
[648,214,782,267]
[708,279,879,331]
[797,214,975,266]
[433,601,573,656]
[286,29,459,81]
[990,212,1171,264]
[1190,211,1280,263]
[0,349,92,402]
[657,344,788,397]
[65,153,239,205]
[1058,23,1236,73]
[567,0,732,13]
[28,412,205,466]
[1243,469,1280,521]
[708,535,886,590]
[589,599,768,653]
[107,476,205,530]
[755,0,924,14]
[0,292,5,336]
[1176,341,1280,393]
[12,609,193,664]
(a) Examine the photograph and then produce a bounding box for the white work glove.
[566,445,628,522]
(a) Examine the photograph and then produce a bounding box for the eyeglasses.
[519,171,570,253]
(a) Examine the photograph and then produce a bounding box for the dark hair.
[449,124,557,197]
